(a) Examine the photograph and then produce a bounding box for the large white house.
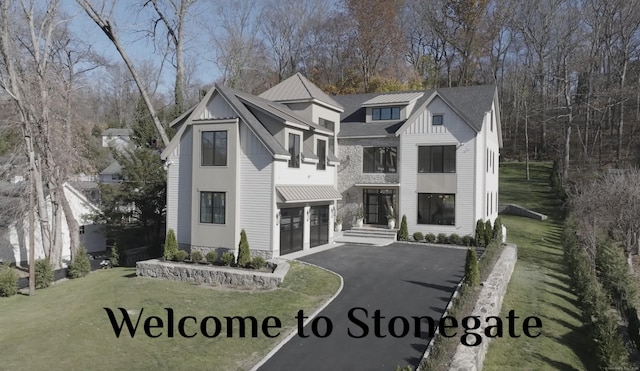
[162,74,502,258]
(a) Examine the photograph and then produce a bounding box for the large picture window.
[372,107,400,120]
[288,133,300,168]
[363,147,397,173]
[418,145,456,173]
[201,131,227,166]
[316,139,326,170]
[417,193,455,225]
[200,191,225,224]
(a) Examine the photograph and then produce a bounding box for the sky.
[63,1,223,97]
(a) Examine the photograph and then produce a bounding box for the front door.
[280,208,303,255]
[310,206,329,248]
[364,189,396,225]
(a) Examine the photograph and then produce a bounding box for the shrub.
[436,233,447,244]
[221,252,235,266]
[0,266,18,297]
[190,250,203,263]
[35,259,53,289]
[492,216,503,242]
[412,232,424,242]
[110,243,119,267]
[462,235,473,246]
[424,233,436,243]
[164,229,179,261]
[237,229,251,268]
[449,233,462,245]
[174,250,188,262]
[475,220,485,247]
[68,247,91,279]
[484,220,493,246]
[251,256,266,269]
[397,215,409,241]
[205,251,218,264]
[464,248,479,286]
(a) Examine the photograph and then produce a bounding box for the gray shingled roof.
[335,85,496,138]
[100,160,121,175]
[259,73,344,111]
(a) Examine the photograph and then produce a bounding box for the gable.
[402,96,476,140]
[201,92,236,120]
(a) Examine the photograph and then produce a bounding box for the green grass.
[483,162,597,370]
[0,262,340,371]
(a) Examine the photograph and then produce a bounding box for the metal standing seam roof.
[361,92,424,106]
[276,185,342,203]
[259,73,344,111]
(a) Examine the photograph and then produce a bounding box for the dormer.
[361,92,423,123]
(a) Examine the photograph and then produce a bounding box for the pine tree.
[164,229,178,261]
[237,229,251,268]
[397,215,409,241]
[475,220,485,247]
[464,248,479,287]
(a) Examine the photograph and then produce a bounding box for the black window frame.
[418,145,456,173]
[372,107,400,121]
[288,133,301,168]
[200,191,226,224]
[417,193,455,225]
[432,114,444,126]
[316,139,326,170]
[201,130,228,166]
[363,147,397,173]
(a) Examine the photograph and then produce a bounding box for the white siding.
[166,126,193,246]
[239,122,274,254]
[399,96,478,237]
[201,92,236,119]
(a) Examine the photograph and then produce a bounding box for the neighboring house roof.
[100,161,121,175]
[102,128,132,136]
[259,73,344,112]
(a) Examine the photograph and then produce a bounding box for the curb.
[249,261,345,371]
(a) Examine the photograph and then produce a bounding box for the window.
[433,114,443,126]
[372,107,400,121]
[316,139,326,170]
[201,131,227,166]
[200,191,225,224]
[418,146,456,173]
[79,225,85,235]
[319,118,335,131]
[288,133,300,168]
[363,147,397,173]
[418,194,455,225]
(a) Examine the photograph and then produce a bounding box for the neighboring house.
[99,160,122,184]
[334,85,502,237]
[0,182,107,266]
[101,128,132,151]
[162,73,502,258]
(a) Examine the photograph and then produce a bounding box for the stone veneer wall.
[447,244,518,371]
[136,259,289,290]
[337,137,400,228]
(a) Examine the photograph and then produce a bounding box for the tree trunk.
[59,184,80,260]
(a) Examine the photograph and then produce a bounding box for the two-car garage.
[276,185,340,256]
[279,205,330,255]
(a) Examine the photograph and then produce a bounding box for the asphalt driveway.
[258,243,466,370]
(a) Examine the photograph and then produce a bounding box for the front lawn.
[0,262,340,370]
[483,162,597,370]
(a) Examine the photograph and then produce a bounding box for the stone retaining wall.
[499,204,548,220]
[448,244,518,371]
[136,259,289,290]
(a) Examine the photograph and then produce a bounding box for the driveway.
[258,243,466,370]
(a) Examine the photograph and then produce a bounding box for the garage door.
[280,208,303,255]
[310,206,329,248]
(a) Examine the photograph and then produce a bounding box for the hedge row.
[562,220,631,369]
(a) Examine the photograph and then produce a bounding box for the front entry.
[310,206,329,248]
[280,208,303,255]
[363,189,396,225]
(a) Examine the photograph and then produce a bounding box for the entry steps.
[335,227,397,246]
